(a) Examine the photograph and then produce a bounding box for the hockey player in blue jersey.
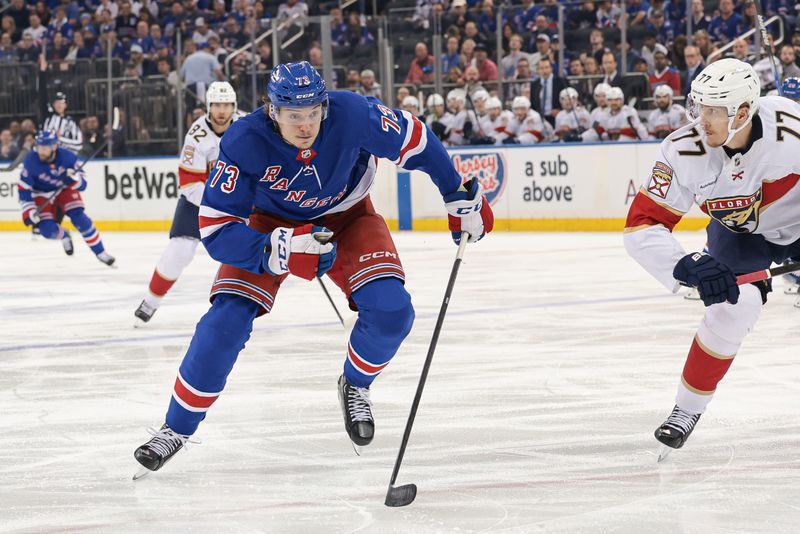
[19,131,115,266]
[133,61,494,475]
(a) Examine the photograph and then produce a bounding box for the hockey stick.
[626,115,642,140]
[317,277,344,326]
[736,261,800,285]
[753,1,782,95]
[33,107,119,217]
[385,232,469,508]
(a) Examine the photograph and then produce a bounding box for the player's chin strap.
[723,109,755,146]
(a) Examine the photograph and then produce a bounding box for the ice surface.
[2,231,800,533]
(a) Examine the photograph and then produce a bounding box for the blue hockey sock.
[166,294,260,436]
[345,278,414,388]
[67,209,104,254]
[37,219,64,240]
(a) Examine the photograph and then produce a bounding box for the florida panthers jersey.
[199,90,462,273]
[479,110,513,144]
[445,109,480,146]
[647,104,688,138]
[554,107,591,137]
[624,96,800,291]
[17,148,84,213]
[601,105,649,141]
[178,112,245,206]
[507,109,546,144]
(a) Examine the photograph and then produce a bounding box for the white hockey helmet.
[447,88,467,104]
[511,95,531,110]
[688,58,760,145]
[593,82,611,99]
[472,89,490,103]
[206,81,238,120]
[486,96,502,110]
[402,95,420,110]
[559,87,579,105]
[606,86,624,101]
[426,93,444,108]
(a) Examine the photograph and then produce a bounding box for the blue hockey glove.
[673,252,739,306]
[262,224,337,280]
[443,178,494,245]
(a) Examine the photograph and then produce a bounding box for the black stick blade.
[385,483,417,507]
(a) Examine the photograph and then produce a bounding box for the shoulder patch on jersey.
[182,144,195,166]
[647,161,674,199]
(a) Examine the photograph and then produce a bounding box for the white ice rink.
[2,230,800,533]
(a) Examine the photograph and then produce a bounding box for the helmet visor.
[686,94,729,123]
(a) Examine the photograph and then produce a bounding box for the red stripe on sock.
[173,376,218,409]
[149,270,176,297]
[682,337,735,393]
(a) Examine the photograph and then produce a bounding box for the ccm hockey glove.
[263,224,337,280]
[443,178,494,245]
[673,252,739,306]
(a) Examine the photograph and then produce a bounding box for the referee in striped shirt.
[41,92,83,154]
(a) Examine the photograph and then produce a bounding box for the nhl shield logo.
[705,189,762,233]
[450,152,506,205]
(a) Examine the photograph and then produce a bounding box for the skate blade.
[657,444,674,462]
[784,286,799,295]
[350,441,362,457]
[133,318,149,329]
[133,466,153,480]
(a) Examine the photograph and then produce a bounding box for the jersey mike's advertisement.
[0,142,707,231]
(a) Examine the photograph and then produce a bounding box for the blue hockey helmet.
[35,130,58,146]
[782,77,800,101]
[266,61,328,120]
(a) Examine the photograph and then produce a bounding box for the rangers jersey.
[507,109,546,144]
[18,147,85,214]
[178,112,245,206]
[624,96,800,291]
[601,105,649,141]
[199,91,462,274]
[647,104,688,138]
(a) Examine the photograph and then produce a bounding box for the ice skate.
[61,232,74,256]
[337,374,374,455]
[655,405,701,461]
[133,300,157,327]
[96,251,116,267]
[133,424,194,479]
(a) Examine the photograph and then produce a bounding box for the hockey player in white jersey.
[603,87,649,141]
[134,82,242,325]
[554,87,592,142]
[444,88,479,146]
[505,96,547,144]
[480,96,513,144]
[425,93,451,142]
[648,85,688,139]
[624,58,800,458]
[590,82,611,125]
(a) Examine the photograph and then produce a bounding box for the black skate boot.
[337,374,374,452]
[96,251,115,267]
[61,232,74,256]
[134,300,157,327]
[655,405,701,460]
[133,424,191,479]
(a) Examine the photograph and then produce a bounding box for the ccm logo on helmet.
[359,251,398,262]
[295,92,315,99]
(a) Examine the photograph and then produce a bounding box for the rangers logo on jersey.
[705,190,762,234]
[647,161,674,199]
[451,152,506,205]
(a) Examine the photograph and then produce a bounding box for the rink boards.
[0,142,708,232]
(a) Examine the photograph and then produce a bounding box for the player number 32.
[210,161,239,193]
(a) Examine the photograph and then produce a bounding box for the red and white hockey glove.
[262,224,337,280]
[21,207,40,226]
[444,178,494,244]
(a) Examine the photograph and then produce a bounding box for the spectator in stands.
[411,0,436,30]
[443,0,469,33]
[329,7,347,45]
[647,9,674,45]
[510,0,534,34]
[472,43,498,82]
[221,17,247,51]
[446,65,463,85]
[649,50,681,95]
[463,21,489,52]
[115,1,138,40]
[596,1,622,28]
[181,40,222,104]
[623,0,649,27]
[731,37,751,63]
[405,41,435,85]
[682,45,705,96]
[462,65,485,95]
[686,0,710,33]
[99,30,124,59]
[131,21,154,57]
[569,57,593,106]
[95,0,119,19]
[780,43,800,82]
[670,35,688,71]
[740,1,758,34]
[708,0,743,45]
[0,33,16,64]
[530,34,555,76]
[0,129,19,161]
[460,38,475,70]
[127,44,146,77]
[156,58,180,92]
[501,34,532,80]
[46,31,70,61]
[47,6,72,41]
[640,32,668,73]
[583,56,600,76]
[531,57,566,127]
[277,0,309,34]
[476,0,500,37]
[505,57,533,101]
[16,34,40,63]
[530,15,554,44]
[1,15,19,44]
[97,9,115,35]
[342,12,374,47]
[32,3,50,28]
[396,86,411,107]
[442,35,462,75]
[693,29,716,59]
[344,68,360,91]
[193,18,217,47]
[207,35,227,64]
[77,13,96,38]
[24,14,47,45]
[357,69,382,98]
[588,29,610,67]
[7,0,29,35]
[568,2,597,30]
[601,52,623,87]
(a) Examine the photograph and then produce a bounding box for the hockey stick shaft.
[753,0,781,95]
[317,276,344,325]
[736,261,800,285]
[33,107,119,216]
[386,233,469,495]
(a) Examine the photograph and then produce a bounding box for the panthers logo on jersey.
[705,189,762,234]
